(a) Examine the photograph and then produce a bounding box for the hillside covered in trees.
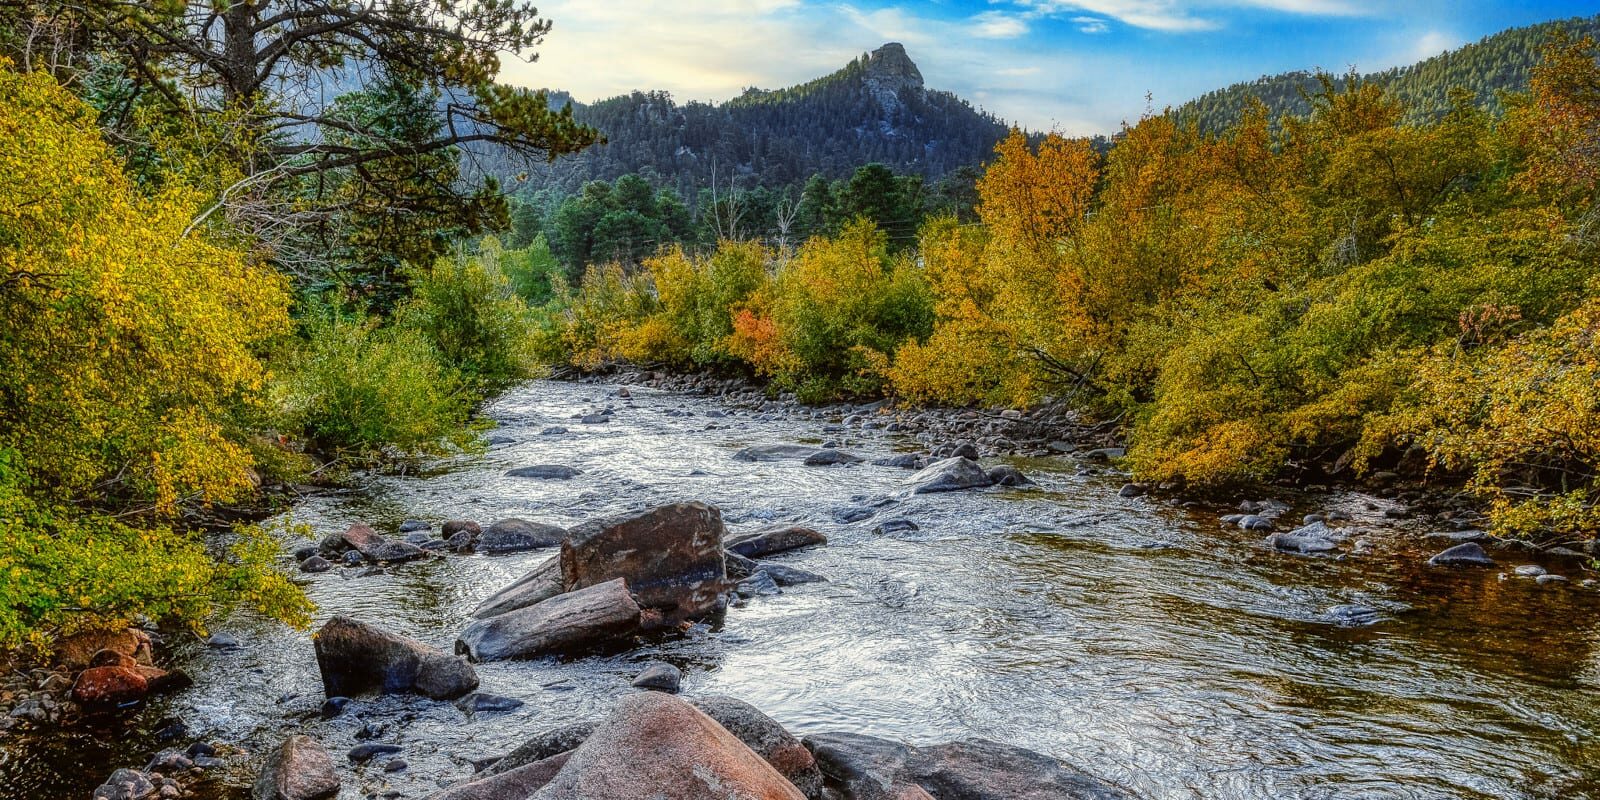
[472,43,1014,198]
[1176,13,1600,131]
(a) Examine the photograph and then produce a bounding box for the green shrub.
[0,448,311,654]
[272,312,471,458]
[398,248,542,393]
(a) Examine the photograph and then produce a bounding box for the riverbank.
[6,377,1599,799]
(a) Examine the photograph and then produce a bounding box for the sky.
[497,1,1598,135]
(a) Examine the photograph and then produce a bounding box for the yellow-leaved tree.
[0,64,308,650]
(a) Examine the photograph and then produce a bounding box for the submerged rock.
[733,444,821,462]
[874,518,921,536]
[725,525,827,558]
[1266,522,1339,555]
[530,693,806,800]
[905,457,993,494]
[254,735,339,800]
[479,519,567,554]
[761,563,828,586]
[986,465,1034,487]
[455,692,526,715]
[804,449,864,466]
[456,578,642,662]
[1324,604,1383,627]
[1428,542,1495,567]
[313,616,478,700]
[872,453,924,470]
[630,662,683,693]
[505,465,583,480]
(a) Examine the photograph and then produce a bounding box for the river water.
[5,379,1600,800]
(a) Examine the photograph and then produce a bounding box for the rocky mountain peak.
[863,42,924,114]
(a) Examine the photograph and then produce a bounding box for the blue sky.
[500,1,1597,134]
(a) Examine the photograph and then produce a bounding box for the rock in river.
[313,616,478,700]
[690,695,825,798]
[631,662,683,693]
[561,502,729,625]
[473,556,563,619]
[456,578,642,662]
[725,524,827,558]
[804,732,1134,800]
[530,692,806,800]
[1266,522,1339,555]
[1428,542,1496,568]
[505,465,583,480]
[479,519,567,554]
[905,457,994,494]
[733,444,821,462]
[254,735,339,800]
[986,465,1034,487]
[804,449,863,466]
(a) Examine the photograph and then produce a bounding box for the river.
[5,379,1599,800]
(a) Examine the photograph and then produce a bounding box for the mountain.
[1174,14,1600,133]
[477,43,1012,198]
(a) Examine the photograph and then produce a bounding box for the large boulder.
[313,616,478,700]
[456,578,642,662]
[561,502,728,625]
[479,519,568,554]
[690,695,824,799]
[254,735,339,800]
[725,525,828,558]
[804,733,1132,800]
[904,457,993,494]
[914,739,1136,800]
[734,444,822,462]
[805,732,923,800]
[426,753,572,800]
[528,693,806,800]
[472,555,563,619]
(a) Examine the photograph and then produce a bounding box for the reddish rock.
[425,752,571,800]
[72,666,149,707]
[530,692,805,799]
[55,628,152,670]
[90,649,139,668]
[254,735,339,800]
[561,502,728,625]
[313,616,478,700]
[456,578,641,662]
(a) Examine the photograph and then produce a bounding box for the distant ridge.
[478,43,1011,197]
[1174,14,1600,133]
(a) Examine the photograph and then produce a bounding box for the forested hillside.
[1176,14,1600,131]
[471,43,1013,197]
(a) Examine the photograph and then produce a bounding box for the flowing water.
[5,379,1600,800]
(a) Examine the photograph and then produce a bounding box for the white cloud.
[1012,0,1373,33]
[1408,29,1461,62]
[973,10,1031,39]
[1072,16,1111,33]
[996,66,1044,76]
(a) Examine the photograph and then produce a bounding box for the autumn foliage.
[540,37,1600,541]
